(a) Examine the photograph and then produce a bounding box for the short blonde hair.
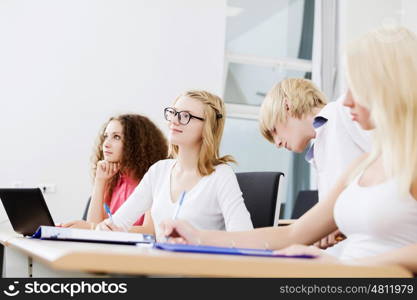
[259,78,327,143]
[346,26,417,195]
[168,90,235,176]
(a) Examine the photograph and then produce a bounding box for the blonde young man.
[259,78,371,249]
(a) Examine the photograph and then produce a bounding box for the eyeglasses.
[164,107,205,125]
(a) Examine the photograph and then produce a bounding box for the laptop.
[0,188,55,236]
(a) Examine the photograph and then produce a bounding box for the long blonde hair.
[345,26,417,195]
[168,90,235,176]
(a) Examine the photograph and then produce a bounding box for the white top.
[309,94,372,201]
[111,159,253,237]
[333,173,417,260]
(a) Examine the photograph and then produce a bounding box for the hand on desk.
[274,244,340,264]
[61,219,124,231]
[95,218,124,231]
[160,219,200,244]
[314,229,346,249]
[60,220,96,230]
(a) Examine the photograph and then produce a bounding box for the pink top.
[108,173,144,226]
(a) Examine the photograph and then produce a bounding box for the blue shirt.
[305,116,328,162]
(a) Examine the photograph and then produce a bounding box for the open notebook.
[32,226,155,245]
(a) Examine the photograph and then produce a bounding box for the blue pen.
[172,191,186,220]
[103,203,113,222]
[161,191,186,242]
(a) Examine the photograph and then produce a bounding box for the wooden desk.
[0,222,16,244]
[1,227,412,278]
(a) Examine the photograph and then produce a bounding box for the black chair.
[83,172,284,228]
[291,190,318,219]
[236,172,284,228]
[82,197,91,221]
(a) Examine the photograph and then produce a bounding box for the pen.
[103,203,113,222]
[160,191,186,243]
[173,191,186,220]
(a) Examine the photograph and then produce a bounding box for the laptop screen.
[0,188,55,236]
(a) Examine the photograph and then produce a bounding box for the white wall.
[337,0,406,93]
[402,0,417,34]
[339,0,402,46]
[0,0,226,222]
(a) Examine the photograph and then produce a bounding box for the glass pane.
[226,0,308,60]
[221,117,293,218]
[224,62,309,106]
[224,0,314,107]
[221,117,291,174]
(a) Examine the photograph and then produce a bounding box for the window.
[221,0,315,218]
[224,0,314,117]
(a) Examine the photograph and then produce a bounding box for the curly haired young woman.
[63,114,167,232]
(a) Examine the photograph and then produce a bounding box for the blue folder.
[154,243,315,259]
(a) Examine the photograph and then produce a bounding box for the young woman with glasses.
[94,90,253,238]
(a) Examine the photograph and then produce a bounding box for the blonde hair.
[168,90,235,176]
[345,26,417,195]
[259,78,327,143]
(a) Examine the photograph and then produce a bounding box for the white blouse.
[309,94,372,201]
[111,159,253,237]
[333,173,417,260]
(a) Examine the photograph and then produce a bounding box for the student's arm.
[128,211,155,235]
[99,164,157,231]
[278,179,417,272]
[86,180,106,223]
[87,161,119,223]
[216,166,253,231]
[274,241,417,274]
[353,243,417,273]
[161,155,368,250]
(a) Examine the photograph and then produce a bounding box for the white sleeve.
[216,166,254,231]
[111,166,154,231]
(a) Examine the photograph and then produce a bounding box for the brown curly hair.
[91,114,168,204]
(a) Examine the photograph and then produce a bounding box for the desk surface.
[0,227,412,278]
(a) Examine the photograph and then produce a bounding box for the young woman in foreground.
[160,26,417,273]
